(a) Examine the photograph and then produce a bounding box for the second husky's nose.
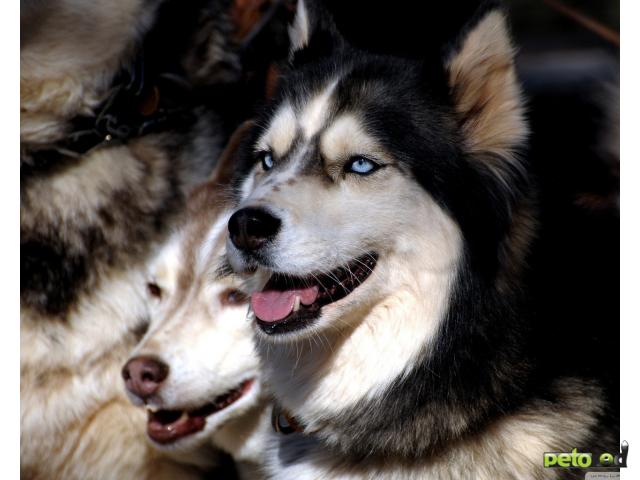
[122,356,169,400]
[228,207,281,252]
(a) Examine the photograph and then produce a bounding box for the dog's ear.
[208,121,255,186]
[187,121,254,214]
[288,0,344,66]
[207,120,253,185]
[445,5,527,177]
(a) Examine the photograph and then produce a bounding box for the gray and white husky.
[225,1,618,478]
[123,125,272,479]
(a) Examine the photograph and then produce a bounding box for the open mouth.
[251,253,378,335]
[147,379,254,445]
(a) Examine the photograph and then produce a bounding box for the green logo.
[543,442,628,469]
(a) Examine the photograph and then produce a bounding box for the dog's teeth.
[146,405,159,413]
[293,295,301,313]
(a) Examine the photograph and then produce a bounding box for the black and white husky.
[225,1,618,478]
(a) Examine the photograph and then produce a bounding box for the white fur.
[129,210,271,475]
[148,231,184,297]
[21,268,200,479]
[196,214,230,275]
[287,0,310,57]
[320,114,390,164]
[255,80,340,163]
[256,103,297,157]
[299,79,339,139]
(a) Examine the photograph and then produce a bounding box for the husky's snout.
[122,355,169,403]
[228,207,281,253]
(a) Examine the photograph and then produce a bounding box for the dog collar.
[271,403,305,435]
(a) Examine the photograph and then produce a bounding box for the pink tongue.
[251,286,319,323]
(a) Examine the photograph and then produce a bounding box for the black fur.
[21,237,89,316]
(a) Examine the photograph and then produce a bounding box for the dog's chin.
[249,252,378,339]
[145,377,260,449]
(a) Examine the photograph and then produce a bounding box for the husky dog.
[124,124,271,479]
[21,0,248,478]
[226,1,618,478]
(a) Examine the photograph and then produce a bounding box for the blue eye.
[346,156,379,175]
[260,151,274,171]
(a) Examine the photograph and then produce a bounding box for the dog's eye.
[220,288,249,306]
[259,151,274,171]
[345,156,379,175]
[147,282,162,299]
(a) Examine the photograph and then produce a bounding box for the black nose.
[122,356,169,401]
[228,207,281,252]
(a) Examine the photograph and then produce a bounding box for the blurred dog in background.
[20,0,288,477]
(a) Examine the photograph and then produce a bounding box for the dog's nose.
[228,207,281,252]
[122,356,169,400]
